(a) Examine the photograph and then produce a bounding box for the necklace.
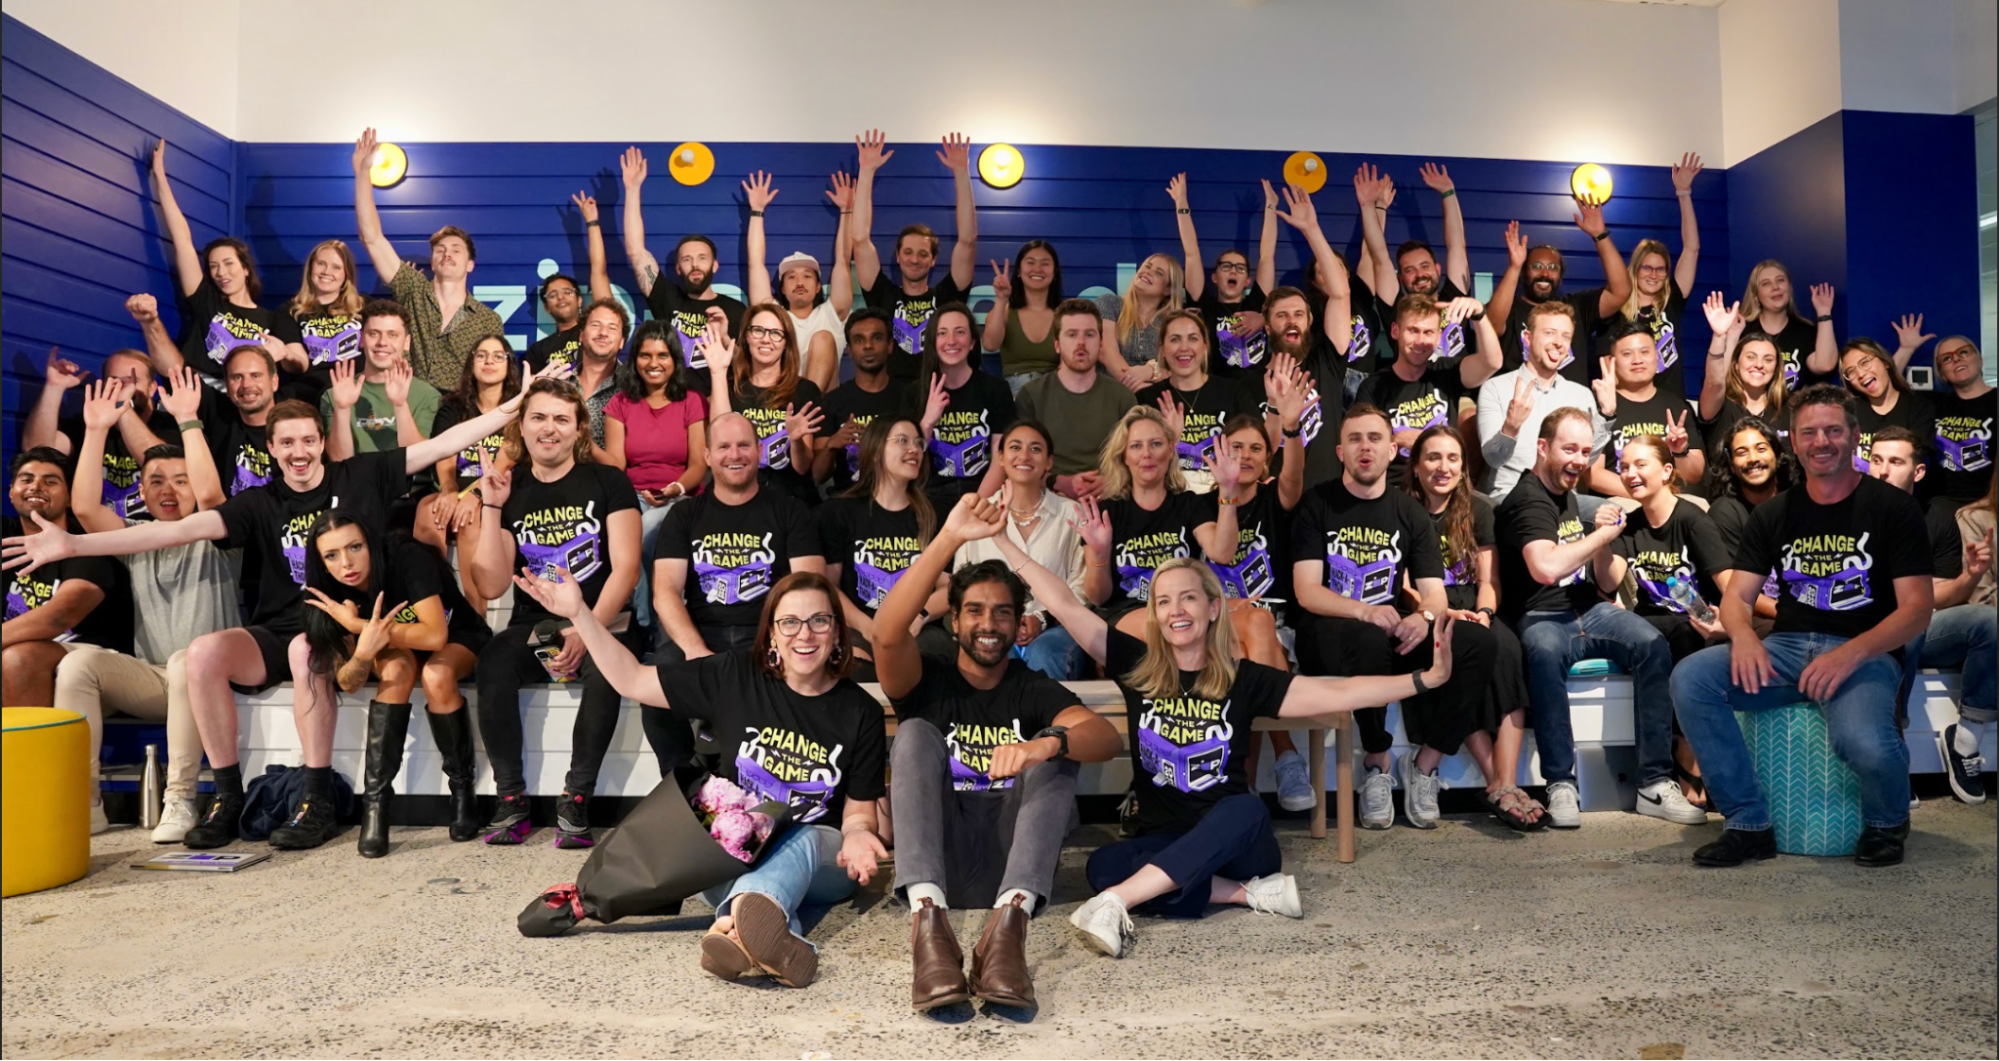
[1007,491,1043,527]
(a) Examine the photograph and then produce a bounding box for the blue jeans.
[701,823,856,943]
[632,496,681,632]
[1910,605,1997,724]
[1019,623,1085,681]
[1518,604,1675,786]
[1670,634,1909,831]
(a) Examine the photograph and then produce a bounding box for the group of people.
[2,131,1994,998]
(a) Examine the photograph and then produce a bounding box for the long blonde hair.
[1120,558,1239,700]
[1098,405,1187,499]
[286,239,365,319]
[1619,238,1672,321]
[1740,259,1805,326]
[1118,254,1185,348]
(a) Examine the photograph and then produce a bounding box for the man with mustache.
[1496,407,1686,830]
[22,343,171,520]
[1475,300,1613,501]
[1352,291,1504,483]
[1704,416,1793,635]
[1672,386,1936,867]
[849,130,980,381]
[814,309,906,491]
[870,507,1121,1011]
[620,146,749,392]
[1484,200,1632,386]
[524,191,613,376]
[1356,163,1479,368]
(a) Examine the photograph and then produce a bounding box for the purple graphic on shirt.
[672,312,710,372]
[453,435,505,481]
[758,423,792,470]
[100,455,145,519]
[928,410,992,479]
[1440,535,1472,588]
[1325,531,1402,605]
[1218,314,1267,370]
[1632,546,1697,614]
[1433,319,1467,363]
[1114,531,1191,602]
[1137,707,1233,793]
[1175,422,1223,471]
[301,319,361,367]
[515,501,605,584]
[851,538,918,611]
[1210,529,1272,600]
[1935,418,1993,473]
[892,308,932,357]
[5,583,30,622]
[735,726,843,823]
[203,314,267,364]
[692,532,776,605]
[1298,386,1324,447]
[1655,320,1679,372]
[1347,315,1374,364]
[1780,531,1875,612]
[1387,392,1450,457]
[943,720,1025,792]
[231,446,273,496]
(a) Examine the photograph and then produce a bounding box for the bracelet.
[1176,208,1190,215]
[749,209,765,218]
[1410,669,1428,695]
[1438,188,1455,200]
[1085,554,1108,568]
[1591,230,1611,243]
[1815,314,1833,323]
[483,503,503,511]
[177,419,203,433]
[1468,309,1485,322]
[1216,496,1237,507]
[1282,425,1302,439]
[1477,606,1495,619]
[1675,190,1693,198]
[584,219,600,228]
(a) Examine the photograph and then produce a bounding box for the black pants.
[475,621,631,797]
[1085,793,1279,919]
[640,624,759,777]
[1294,614,1496,756]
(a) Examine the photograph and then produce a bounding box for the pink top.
[605,390,707,491]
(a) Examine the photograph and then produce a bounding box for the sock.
[994,888,1036,915]
[907,882,948,911]
[212,763,244,801]
[302,765,334,797]
[1953,723,1984,757]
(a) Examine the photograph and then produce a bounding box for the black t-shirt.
[643,284,747,390]
[901,371,1015,504]
[732,378,824,508]
[1494,471,1597,621]
[1108,629,1291,835]
[1431,494,1496,613]
[1290,480,1443,612]
[1854,391,1936,476]
[428,401,507,484]
[1504,288,1606,386]
[652,651,886,825]
[1136,375,1263,474]
[1929,388,1997,506]
[1698,398,1789,466]
[1736,476,1933,640]
[294,308,361,386]
[1331,280,1387,391]
[1353,363,1471,462]
[891,655,1075,792]
[1707,494,1782,601]
[1766,316,1830,392]
[1926,502,1964,581]
[373,538,490,646]
[525,326,582,376]
[175,280,302,383]
[1373,278,1477,367]
[1591,286,1690,400]
[816,497,925,617]
[656,487,821,629]
[817,381,905,490]
[215,451,411,631]
[3,517,131,652]
[1189,284,1269,379]
[1104,491,1219,605]
[498,462,641,630]
[1211,486,1289,605]
[1611,500,1730,617]
[197,386,274,498]
[1606,389,1703,474]
[56,405,179,520]
[1288,331,1350,489]
[866,274,967,380]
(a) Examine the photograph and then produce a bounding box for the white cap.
[776,252,821,280]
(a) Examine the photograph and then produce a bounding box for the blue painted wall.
[1725,110,1850,334]
[0,14,235,478]
[1841,110,1981,371]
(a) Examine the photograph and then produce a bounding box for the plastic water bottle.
[1665,576,1715,623]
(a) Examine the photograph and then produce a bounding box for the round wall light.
[1283,151,1326,193]
[978,143,1024,189]
[669,142,715,186]
[369,142,408,189]
[1570,162,1613,203]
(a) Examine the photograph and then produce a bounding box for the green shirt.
[1015,371,1138,475]
[321,377,442,453]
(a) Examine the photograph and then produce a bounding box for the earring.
[829,642,844,667]
[766,643,781,668]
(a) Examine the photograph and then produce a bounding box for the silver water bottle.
[140,744,163,829]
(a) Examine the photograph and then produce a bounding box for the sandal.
[1672,764,1710,811]
[699,925,762,982]
[1486,785,1548,832]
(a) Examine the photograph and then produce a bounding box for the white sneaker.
[1544,781,1582,829]
[1242,874,1303,918]
[1274,750,1315,812]
[90,801,110,836]
[1398,752,1442,829]
[1636,779,1708,825]
[1359,767,1395,830]
[151,796,200,844]
[1070,892,1134,958]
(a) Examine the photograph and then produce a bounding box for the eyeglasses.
[1937,345,1977,364]
[1528,262,1562,275]
[773,613,836,636]
[886,433,921,448]
[1636,264,1669,276]
[747,325,787,342]
[1214,262,1249,275]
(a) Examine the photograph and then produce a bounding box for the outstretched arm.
[941,133,978,291]
[1485,220,1527,326]
[743,171,776,307]
[993,522,1108,667]
[350,128,405,286]
[1281,184,1350,352]
[1354,164,1397,300]
[2,509,224,575]
[127,293,187,377]
[826,172,856,318]
[851,130,891,291]
[1670,152,1702,299]
[1421,163,1471,292]
[1806,284,1839,375]
[1890,313,1936,375]
[70,381,127,533]
[148,140,204,298]
[1574,197,1629,318]
[1256,179,1280,294]
[576,191,611,304]
[1697,293,1744,423]
[619,146,662,299]
[1169,173,1204,301]
[1275,615,1454,722]
[874,499,995,701]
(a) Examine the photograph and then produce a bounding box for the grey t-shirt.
[120,518,241,666]
[1015,371,1139,475]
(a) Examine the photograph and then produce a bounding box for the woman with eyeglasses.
[1840,337,1936,477]
[513,567,887,990]
[418,332,522,605]
[1609,153,1703,399]
[816,417,955,678]
[1906,334,1996,512]
[705,304,825,508]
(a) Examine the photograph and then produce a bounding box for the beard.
[960,628,1012,667]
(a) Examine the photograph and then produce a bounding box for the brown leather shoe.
[732,892,819,988]
[910,898,970,1010]
[969,895,1035,1008]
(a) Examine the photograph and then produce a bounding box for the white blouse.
[952,487,1087,619]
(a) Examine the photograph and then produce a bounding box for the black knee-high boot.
[358,700,412,858]
[425,706,484,842]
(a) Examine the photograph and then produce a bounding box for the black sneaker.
[554,790,594,850]
[181,796,243,850]
[1854,822,1909,868]
[1939,724,1988,805]
[268,794,342,850]
[1693,827,1777,867]
[483,793,532,845]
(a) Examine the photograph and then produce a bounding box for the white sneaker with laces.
[1398,752,1442,829]
[1544,781,1582,829]
[1359,767,1395,830]
[1636,778,1708,825]
[1242,874,1302,918]
[151,796,200,844]
[1274,750,1315,812]
[1070,892,1134,958]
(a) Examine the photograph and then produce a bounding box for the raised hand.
[1504,220,1528,268]
[1810,283,1836,317]
[351,128,378,177]
[699,318,734,374]
[936,132,971,175]
[1665,409,1690,456]
[1572,195,1607,238]
[1671,152,1703,194]
[742,170,777,212]
[125,292,159,324]
[81,378,131,432]
[570,190,599,224]
[1153,390,1186,442]
[43,347,88,390]
[1204,445,1241,497]
[942,489,1005,543]
[303,586,365,633]
[1352,163,1387,209]
[0,512,74,576]
[1442,296,1483,325]
[1166,172,1190,211]
[619,146,647,190]
[831,414,863,450]
[1375,175,1397,211]
[989,258,1012,301]
[1268,355,1308,428]
[1592,356,1618,417]
[1703,292,1741,334]
[856,129,894,173]
[328,359,363,411]
[1261,178,1278,212]
[384,358,414,406]
[1891,313,1935,353]
[513,567,586,620]
[150,138,168,179]
[159,366,205,422]
[784,401,824,444]
[920,374,951,433]
[1068,494,1113,557]
[1276,182,1319,233]
[476,448,513,509]
[1419,162,1454,195]
[825,171,855,212]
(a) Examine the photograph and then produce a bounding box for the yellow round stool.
[3,707,91,897]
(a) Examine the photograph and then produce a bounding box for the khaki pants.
[54,646,203,801]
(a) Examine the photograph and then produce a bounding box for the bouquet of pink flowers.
[692,776,777,863]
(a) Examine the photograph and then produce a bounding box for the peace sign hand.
[476,447,513,509]
[990,258,1013,301]
[920,374,951,434]
[1664,408,1690,456]
[1592,357,1618,418]
[1503,372,1537,433]
[570,190,599,224]
[353,593,405,662]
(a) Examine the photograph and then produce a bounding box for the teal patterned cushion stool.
[1735,704,1864,856]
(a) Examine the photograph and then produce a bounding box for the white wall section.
[5,0,242,137]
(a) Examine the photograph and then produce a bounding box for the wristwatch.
[1033,726,1070,760]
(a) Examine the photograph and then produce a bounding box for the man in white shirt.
[1475,300,1612,501]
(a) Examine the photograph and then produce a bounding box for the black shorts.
[413,621,495,670]
[229,624,295,694]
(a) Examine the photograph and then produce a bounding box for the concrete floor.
[3,803,1995,1060]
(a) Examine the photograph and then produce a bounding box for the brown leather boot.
[910,898,970,1010]
[969,895,1035,1007]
